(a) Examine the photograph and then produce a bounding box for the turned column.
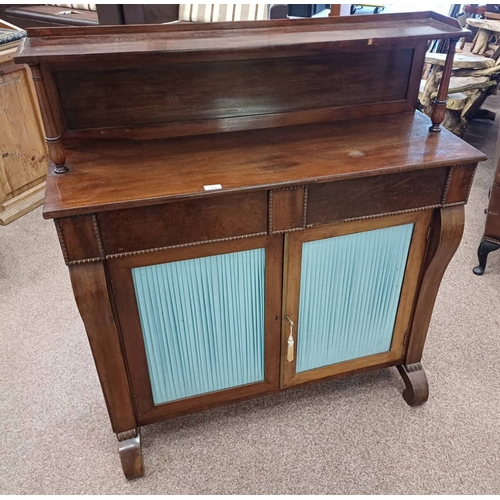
[429,39,459,133]
[29,64,68,174]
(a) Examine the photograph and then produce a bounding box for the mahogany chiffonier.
[15,12,486,479]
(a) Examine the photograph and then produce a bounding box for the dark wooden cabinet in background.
[15,12,486,479]
[474,156,500,274]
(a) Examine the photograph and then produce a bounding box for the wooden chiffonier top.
[15,11,471,63]
[43,112,484,218]
[15,11,485,221]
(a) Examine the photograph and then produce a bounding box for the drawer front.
[55,166,468,265]
[444,163,477,205]
[307,168,448,227]
[98,191,268,255]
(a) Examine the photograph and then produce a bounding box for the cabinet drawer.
[307,168,447,226]
[98,191,268,255]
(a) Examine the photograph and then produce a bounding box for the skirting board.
[0,180,46,225]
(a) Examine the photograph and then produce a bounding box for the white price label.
[204,184,223,191]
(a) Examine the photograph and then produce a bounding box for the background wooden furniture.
[0,3,101,27]
[473,155,500,275]
[329,4,352,16]
[15,12,486,479]
[419,50,500,136]
[0,20,47,225]
[466,17,500,55]
[0,4,287,27]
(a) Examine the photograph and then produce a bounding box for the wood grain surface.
[55,50,413,130]
[15,12,467,64]
[42,112,486,218]
[307,168,447,225]
[98,191,268,254]
[406,205,465,364]
[68,262,137,433]
[0,47,47,224]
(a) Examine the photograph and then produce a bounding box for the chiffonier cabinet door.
[281,211,433,387]
[107,235,282,424]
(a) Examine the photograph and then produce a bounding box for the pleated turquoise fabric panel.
[132,249,265,405]
[296,224,414,373]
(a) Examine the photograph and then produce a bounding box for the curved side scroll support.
[117,428,144,480]
[29,64,68,174]
[68,261,140,477]
[397,362,429,406]
[406,206,465,365]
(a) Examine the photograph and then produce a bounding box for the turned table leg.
[429,38,458,132]
[397,362,429,407]
[473,240,500,276]
[117,428,144,480]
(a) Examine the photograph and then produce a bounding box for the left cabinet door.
[108,235,283,424]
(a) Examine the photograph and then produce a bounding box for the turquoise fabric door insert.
[296,223,414,373]
[132,248,266,405]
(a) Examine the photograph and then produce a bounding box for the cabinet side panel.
[296,223,414,372]
[68,262,137,433]
[131,248,266,405]
[484,184,500,240]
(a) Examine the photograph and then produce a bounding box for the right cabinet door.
[282,211,432,387]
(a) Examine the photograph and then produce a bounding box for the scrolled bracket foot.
[397,362,429,407]
[473,240,500,276]
[117,428,144,480]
